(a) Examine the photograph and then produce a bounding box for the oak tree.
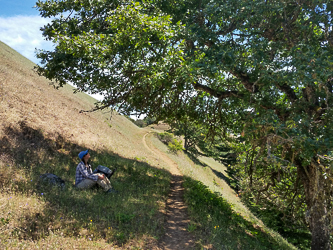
[36,0,333,248]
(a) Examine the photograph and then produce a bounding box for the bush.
[157,132,174,145]
[157,132,183,154]
[134,120,147,128]
[168,139,184,154]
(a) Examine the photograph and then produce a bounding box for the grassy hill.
[0,41,298,249]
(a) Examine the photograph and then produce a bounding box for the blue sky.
[0,0,53,64]
[0,0,40,17]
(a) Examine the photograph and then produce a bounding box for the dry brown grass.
[0,41,167,170]
[0,41,170,249]
[0,41,296,249]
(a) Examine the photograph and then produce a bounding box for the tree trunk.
[184,127,188,151]
[298,160,331,250]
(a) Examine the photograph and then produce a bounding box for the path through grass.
[148,132,298,250]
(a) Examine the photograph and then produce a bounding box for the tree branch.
[229,69,258,93]
[193,82,244,99]
[276,83,297,102]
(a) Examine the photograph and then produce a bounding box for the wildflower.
[89,238,91,241]
[41,193,44,195]
[90,220,92,222]
[60,217,63,219]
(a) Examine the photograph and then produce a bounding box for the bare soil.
[143,133,196,250]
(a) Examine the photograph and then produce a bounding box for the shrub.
[157,132,183,153]
[157,132,174,145]
[134,120,147,128]
[167,139,184,154]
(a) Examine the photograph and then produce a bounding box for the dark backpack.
[93,165,116,179]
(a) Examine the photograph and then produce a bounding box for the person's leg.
[96,173,112,192]
[76,178,97,189]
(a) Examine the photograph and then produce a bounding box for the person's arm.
[78,163,98,182]
[97,174,105,180]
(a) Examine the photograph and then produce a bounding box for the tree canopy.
[36,0,333,249]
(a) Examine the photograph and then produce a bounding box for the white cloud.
[0,15,53,64]
[0,15,106,103]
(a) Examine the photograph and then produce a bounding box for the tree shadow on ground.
[185,151,240,193]
[209,167,240,193]
[0,122,296,249]
[184,151,208,168]
[183,177,296,250]
[0,121,171,247]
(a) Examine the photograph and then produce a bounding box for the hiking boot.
[106,188,118,194]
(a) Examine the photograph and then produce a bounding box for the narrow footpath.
[142,133,195,250]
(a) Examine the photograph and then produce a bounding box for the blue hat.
[78,150,89,160]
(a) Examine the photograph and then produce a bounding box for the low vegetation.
[149,133,297,249]
[183,178,295,250]
[0,41,299,249]
[156,132,184,154]
[0,126,171,249]
[126,116,156,128]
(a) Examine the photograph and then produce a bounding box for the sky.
[0,0,55,65]
[0,0,106,101]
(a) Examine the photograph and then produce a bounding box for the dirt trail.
[143,133,195,250]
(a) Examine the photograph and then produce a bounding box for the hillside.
[0,40,170,169]
[0,41,298,249]
[0,40,171,249]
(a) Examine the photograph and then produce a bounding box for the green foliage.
[133,119,147,128]
[167,139,184,154]
[167,117,206,152]
[157,132,174,145]
[126,116,156,128]
[0,217,10,226]
[168,116,237,165]
[35,0,333,246]
[245,203,311,250]
[144,117,156,126]
[157,132,183,153]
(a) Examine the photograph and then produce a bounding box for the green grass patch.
[183,177,296,250]
[0,123,171,248]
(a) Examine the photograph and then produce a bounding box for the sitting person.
[75,149,117,193]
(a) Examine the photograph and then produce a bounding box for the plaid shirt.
[75,161,98,186]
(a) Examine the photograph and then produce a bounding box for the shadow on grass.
[209,167,240,193]
[184,151,208,168]
[0,121,171,246]
[185,151,240,193]
[183,177,295,250]
[0,122,296,249]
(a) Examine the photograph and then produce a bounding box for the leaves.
[35,1,333,246]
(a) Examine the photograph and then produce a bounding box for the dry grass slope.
[0,41,297,250]
[0,41,172,249]
[0,41,169,169]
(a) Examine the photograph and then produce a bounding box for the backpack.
[93,165,116,179]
